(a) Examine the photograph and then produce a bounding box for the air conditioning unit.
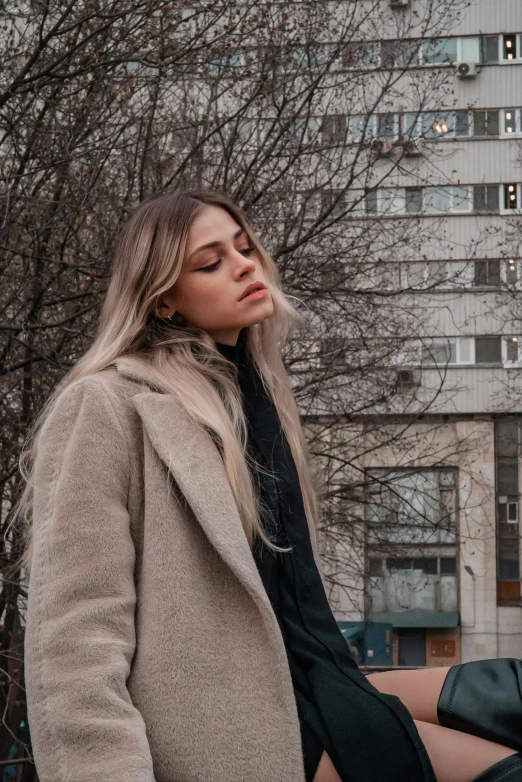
[402,139,422,157]
[396,369,421,388]
[456,62,478,79]
[389,0,409,7]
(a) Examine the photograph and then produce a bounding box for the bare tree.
[0,0,481,772]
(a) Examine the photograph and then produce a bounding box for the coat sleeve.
[24,378,156,782]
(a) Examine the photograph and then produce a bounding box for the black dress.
[215,329,436,782]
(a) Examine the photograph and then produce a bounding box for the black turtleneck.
[213,329,437,782]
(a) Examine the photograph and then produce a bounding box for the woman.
[16,189,522,782]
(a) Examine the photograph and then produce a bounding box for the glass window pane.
[504,109,517,134]
[380,40,397,69]
[404,113,420,138]
[425,187,451,214]
[487,110,499,135]
[407,262,425,287]
[377,113,396,139]
[484,35,499,62]
[365,190,378,213]
[427,261,447,283]
[474,111,487,136]
[358,42,380,68]
[440,557,456,574]
[452,186,471,212]
[369,559,383,575]
[503,34,517,61]
[458,338,472,363]
[421,112,438,138]
[405,187,423,213]
[461,37,480,62]
[476,336,502,363]
[397,40,420,67]
[506,337,519,362]
[504,183,519,210]
[498,538,520,580]
[474,187,487,213]
[474,261,487,285]
[487,186,499,212]
[488,260,501,285]
[496,419,519,457]
[455,111,470,136]
[422,38,458,64]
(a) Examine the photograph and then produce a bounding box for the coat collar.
[114,361,277,622]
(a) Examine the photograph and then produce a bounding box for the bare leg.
[313,751,342,782]
[414,720,518,782]
[366,667,451,724]
[311,724,519,782]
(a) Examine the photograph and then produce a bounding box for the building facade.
[324,0,522,668]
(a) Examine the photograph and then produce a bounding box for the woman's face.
[157,205,274,345]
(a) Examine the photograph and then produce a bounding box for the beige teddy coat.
[25,365,315,782]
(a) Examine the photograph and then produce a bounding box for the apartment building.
[324,0,522,668]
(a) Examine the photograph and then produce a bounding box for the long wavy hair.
[13,188,323,578]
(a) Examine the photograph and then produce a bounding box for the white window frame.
[457,36,480,63]
[500,183,522,214]
[422,337,474,366]
[420,37,458,66]
[502,336,522,366]
[403,111,471,140]
[423,186,473,215]
[501,108,522,137]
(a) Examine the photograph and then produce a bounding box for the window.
[455,111,471,136]
[377,113,396,139]
[503,183,520,211]
[474,260,501,286]
[405,187,423,214]
[321,115,347,145]
[424,186,472,214]
[349,114,375,141]
[321,189,348,218]
[475,336,502,363]
[366,468,458,546]
[474,110,499,136]
[495,418,522,603]
[505,259,519,286]
[421,337,473,365]
[421,38,458,65]
[484,35,499,63]
[473,185,500,213]
[502,34,521,61]
[365,190,379,214]
[380,39,421,69]
[343,42,380,69]
[502,109,522,135]
[404,111,470,140]
[504,337,521,364]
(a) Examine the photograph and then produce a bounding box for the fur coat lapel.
[131,387,277,621]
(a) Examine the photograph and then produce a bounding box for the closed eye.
[200,247,255,272]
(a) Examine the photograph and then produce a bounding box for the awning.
[337,623,365,642]
[369,611,460,628]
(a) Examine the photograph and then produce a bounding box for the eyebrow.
[188,227,245,264]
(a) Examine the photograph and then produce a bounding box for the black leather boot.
[471,753,522,781]
[437,659,522,751]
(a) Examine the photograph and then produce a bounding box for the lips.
[239,282,267,300]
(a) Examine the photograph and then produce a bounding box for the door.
[398,627,426,666]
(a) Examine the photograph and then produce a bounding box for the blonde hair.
[13,188,323,577]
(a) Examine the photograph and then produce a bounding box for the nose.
[233,249,256,276]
